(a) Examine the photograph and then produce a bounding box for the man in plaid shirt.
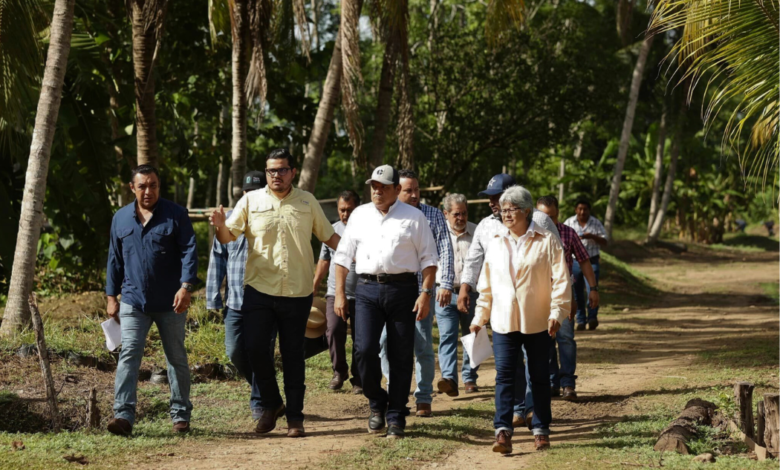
[536,195,599,401]
[379,169,454,417]
[206,171,275,418]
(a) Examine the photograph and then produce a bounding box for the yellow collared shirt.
[225,186,335,298]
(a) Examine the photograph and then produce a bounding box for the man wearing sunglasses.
[210,149,340,438]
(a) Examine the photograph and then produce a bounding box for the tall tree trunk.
[298,33,343,193]
[187,177,196,209]
[616,0,635,47]
[647,105,667,235]
[396,47,413,170]
[558,157,565,202]
[647,133,680,243]
[130,0,165,168]
[230,0,249,202]
[603,34,654,239]
[0,0,75,337]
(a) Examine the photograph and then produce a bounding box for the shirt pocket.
[118,227,135,258]
[149,225,174,255]
[249,204,275,233]
[288,204,312,232]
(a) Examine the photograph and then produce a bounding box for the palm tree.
[128,0,168,168]
[1,0,76,337]
[649,0,779,186]
[0,0,43,129]
[604,34,654,239]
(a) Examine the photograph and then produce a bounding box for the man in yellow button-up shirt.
[210,149,339,438]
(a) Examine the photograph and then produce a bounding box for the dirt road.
[145,243,779,469]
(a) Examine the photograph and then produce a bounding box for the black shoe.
[575,323,586,331]
[368,410,386,434]
[550,387,561,397]
[387,424,405,439]
[587,319,599,331]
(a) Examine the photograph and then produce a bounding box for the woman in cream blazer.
[470,185,571,454]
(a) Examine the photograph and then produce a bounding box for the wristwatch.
[181,283,195,293]
[421,288,434,296]
[589,286,599,292]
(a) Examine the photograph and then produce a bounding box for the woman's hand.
[469,324,481,334]
[548,319,561,337]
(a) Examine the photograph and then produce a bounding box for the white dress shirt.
[563,215,608,258]
[460,209,561,289]
[334,199,439,275]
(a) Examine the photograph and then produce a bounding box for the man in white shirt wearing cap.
[333,164,439,440]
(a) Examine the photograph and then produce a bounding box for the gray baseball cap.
[365,164,400,186]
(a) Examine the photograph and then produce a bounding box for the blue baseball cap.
[478,174,516,197]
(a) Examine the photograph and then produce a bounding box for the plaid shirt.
[557,222,590,275]
[206,211,248,311]
[418,203,455,291]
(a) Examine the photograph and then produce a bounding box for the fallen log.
[653,398,717,454]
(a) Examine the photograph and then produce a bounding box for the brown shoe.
[575,323,586,331]
[107,418,132,436]
[464,382,479,394]
[562,386,578,401]
[329,375,344,391]
[534,434,550,451]
[287,421,305,438]
[436,377,459,397]
[416,403,432,417]
[172,421,190,433]
[255,404,286,433]
[352,385,363,395]
[492,430,512,454]
[587,319,599,331]
[512,414,525,428]
[525,410,534,430]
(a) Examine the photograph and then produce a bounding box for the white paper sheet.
[101,318,122,351]
[460,327,493,369]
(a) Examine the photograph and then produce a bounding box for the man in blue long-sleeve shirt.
[105,165,198,436]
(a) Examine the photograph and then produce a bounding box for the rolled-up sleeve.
[177,210,199,284]
[334,223,357,269]
[472,257,492,327]
[415,217,439,271]
[547,237,572,324]
[106,217,123,297]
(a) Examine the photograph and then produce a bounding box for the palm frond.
[291,0,310,61]
[208,0,231,46]
[0,0,44,126]
[650,0,780,184]
[245,0,273,104]
[340,0,364,162]
[485,0,524,48]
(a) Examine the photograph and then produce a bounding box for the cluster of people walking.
[104,148,608,453]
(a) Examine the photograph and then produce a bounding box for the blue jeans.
[573,258,600,324]
[241,286,312,422]
[513,346,533,417]
[355,277,418,428]
[435,291,479,384]
[224,307,277,418]
[379,295,436,404]
[550,317,577,389]
[114,302,192,425]
[494,330,551,436]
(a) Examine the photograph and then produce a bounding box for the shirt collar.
[375,198,401,216]
[503,220,542,241]
[447,220,474,237]
[266,185,296,202]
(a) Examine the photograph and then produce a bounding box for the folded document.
[101,318,122,351]
[460,327,493,369]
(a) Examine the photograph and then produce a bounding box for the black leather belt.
[360,273,417,284]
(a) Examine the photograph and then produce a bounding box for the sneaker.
[287,421,305,438]
[464,382,479,394]
[512,414,525,428]
[534,434,550,451]
[255,404,286,433]
[492,430,512,454]
[562,386,578,401]
[575,323,586,331]
[587,319,599,331]
[172,421,190,433]
[551,387,561,398]
[436,378,459,397]
[368,410,386,434]
[107,418,132,436]
[329,374,344,390]
[386,424,405,439]
[416,403,432,417]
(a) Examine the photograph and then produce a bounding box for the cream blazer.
[472,226,572,335]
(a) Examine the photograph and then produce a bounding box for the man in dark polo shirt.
[105,165,198,435]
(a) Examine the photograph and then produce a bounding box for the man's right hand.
[457,284,471,313]
[107,296,120,324]
[334,292,348,321]
[209,205,226,228]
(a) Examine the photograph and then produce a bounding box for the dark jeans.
[242,286,313,422]
[573,257,600,324]
[325,296,361,386]
[224,307,277,417]
[493,329,552,436]
[513,346,533,417]
[354,277,418,428]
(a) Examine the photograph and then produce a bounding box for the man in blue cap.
[458,174,560,430]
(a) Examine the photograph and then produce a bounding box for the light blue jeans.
[550,316,577,389]
[435,291,479,384]
[114,302,192,425]
[380,295,436,404]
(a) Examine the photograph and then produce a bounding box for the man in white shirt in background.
[334,165,439,440]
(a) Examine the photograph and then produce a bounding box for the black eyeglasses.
[266,168,292,177]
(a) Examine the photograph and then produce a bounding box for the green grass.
[598,251,658,312]
[715,233,779,253]
[760,282,779,304]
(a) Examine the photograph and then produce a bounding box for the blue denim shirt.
[106,198,198,313]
